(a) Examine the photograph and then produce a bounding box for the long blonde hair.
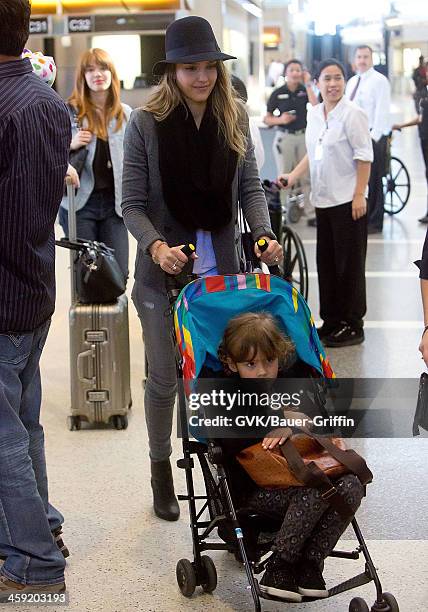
[144,61,247,159]
[68,48,124,140]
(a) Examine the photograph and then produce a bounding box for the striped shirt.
[0,58,71,332]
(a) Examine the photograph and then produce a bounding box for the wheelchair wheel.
[176,559,196,597]
[383,157,411,215]
[281,225,308,300]
[349,597,369,612]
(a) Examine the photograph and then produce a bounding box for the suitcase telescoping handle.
[66,177,78,303]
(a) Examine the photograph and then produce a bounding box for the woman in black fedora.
[121,15,282,521]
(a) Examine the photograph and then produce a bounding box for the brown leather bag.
[236,429,373,519]
[237,434,348,488]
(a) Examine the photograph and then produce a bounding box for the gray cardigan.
[121,108,274,290]
[61,103,132,217]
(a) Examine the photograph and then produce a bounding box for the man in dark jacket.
[0,0,71,599]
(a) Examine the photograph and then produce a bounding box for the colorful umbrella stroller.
[174,272,334,390]
[172,273,398,612]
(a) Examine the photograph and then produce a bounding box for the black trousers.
[420,138,428,185]
[368,136,387,231]
[316,202,368,330]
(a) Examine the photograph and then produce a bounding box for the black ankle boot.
[151,459,180,521]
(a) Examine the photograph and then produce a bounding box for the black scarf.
[156,101,238,231]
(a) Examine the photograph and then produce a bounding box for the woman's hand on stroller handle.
[152,242,197,275]
[255,237,283,266]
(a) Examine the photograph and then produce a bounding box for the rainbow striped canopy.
[174,273,334,389]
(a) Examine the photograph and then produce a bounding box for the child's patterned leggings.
[244,474,364,565]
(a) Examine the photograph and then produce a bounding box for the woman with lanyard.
[121,16,282,521]
[59,48,131,279]
[278,59,373,347]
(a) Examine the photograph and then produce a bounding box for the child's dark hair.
[218,312,296,370]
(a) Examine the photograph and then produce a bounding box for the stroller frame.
[176,421,391,611]
[168,275,398,612]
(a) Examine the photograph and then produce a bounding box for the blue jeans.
[59,190,129,280]
[0,320,65,585]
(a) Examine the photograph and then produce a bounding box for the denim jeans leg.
[98,209,129,280]
[19,321,64,532]
[0,323,65,585]
[58,202,98,241]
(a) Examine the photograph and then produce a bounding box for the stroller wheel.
[350,597,370,612]
[201,556,217,593]
[377,593,399,612]
[176,559,196,597]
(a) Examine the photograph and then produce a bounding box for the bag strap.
[299,426,373,486]
[279,440,355,519]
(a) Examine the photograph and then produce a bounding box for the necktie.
[350,76,361,101]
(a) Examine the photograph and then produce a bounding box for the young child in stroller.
[217,311,364,603]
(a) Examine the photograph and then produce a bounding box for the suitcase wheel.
[112,415,128,430]
[68,416,81,431]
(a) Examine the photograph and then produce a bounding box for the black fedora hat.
[153,16,236,76]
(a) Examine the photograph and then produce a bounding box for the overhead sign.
[31,0,180,14]
[67,16,93,33]
[29,17,50,35]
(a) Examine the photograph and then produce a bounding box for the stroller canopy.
[174,274,334,387]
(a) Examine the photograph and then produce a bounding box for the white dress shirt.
[345,67,391,142]
[305,97,373,208]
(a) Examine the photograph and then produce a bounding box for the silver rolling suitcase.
[64,179,131,430]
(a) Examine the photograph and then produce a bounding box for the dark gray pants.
[132,281,177,462]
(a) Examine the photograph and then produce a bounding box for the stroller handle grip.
[257,238,269,253]
[181,243,195,258]
[165,244,197,306]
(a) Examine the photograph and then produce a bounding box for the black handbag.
[55,238,125,304]
[413,372,428,435]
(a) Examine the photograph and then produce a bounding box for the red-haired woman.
[59,48,131,278]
